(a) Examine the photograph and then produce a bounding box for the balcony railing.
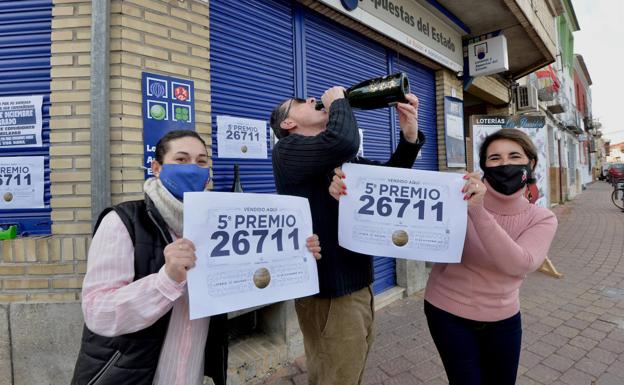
[546,92,567,114]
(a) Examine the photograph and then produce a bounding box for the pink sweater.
[425,181,558,322]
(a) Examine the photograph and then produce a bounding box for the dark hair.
[155,130,207,164]
[269,99,292,139]
[479,128,538,183]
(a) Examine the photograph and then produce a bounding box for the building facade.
[0,1,560,383]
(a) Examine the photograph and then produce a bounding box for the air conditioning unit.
[515,85,538,111]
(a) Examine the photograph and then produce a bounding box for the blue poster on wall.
[142,72,195,178]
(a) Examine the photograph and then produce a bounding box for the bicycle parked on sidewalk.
[610,178,624,210]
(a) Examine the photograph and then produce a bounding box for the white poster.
[216,115,268,159]
[472,115,548,207]
[445,96,465,168]
[358,129,364,157]
[0,156,45,209]
[467,35,509,77]
[338,163,467,263]
[0,95,43,148]
[184,192,319,319]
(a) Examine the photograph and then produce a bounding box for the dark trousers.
[424,301,522,385]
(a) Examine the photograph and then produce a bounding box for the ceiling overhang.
[433,0,558,79]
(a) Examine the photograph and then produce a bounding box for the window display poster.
[471,115,548,207]
[216,115,268,159]
[0,156,45,209]
[444,96,465,168]
[142,72,195,178]
[0,95,43,148]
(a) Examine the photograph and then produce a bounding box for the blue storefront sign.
[142,72,195,178]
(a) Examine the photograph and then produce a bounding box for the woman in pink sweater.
[329,128,557,385]
[424,128,557,384]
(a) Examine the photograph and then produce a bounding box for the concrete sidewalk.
[256,182,624,385]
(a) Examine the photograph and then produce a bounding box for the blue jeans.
[424,301,522,385]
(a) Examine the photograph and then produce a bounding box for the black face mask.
[483,164,532,195]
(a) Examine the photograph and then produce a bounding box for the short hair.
[269,99,291,139]
[155,130,207,164]
[479,128,538,183]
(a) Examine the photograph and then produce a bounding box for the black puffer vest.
[71,197,228,385]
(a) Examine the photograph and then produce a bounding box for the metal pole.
[90,0,111,229]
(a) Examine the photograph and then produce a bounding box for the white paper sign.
[0,156,45,209]
[216,115,268,159]
[358,129,364,157]
[0,95,43,148]
[338,163,467,263]
[468,35,509,77]
[184,192,319,319]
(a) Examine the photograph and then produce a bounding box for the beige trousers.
[294,286,375,385]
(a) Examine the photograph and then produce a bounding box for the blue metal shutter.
[0,0,52,235]
[303,10,397,294]
[394,56,438,170]
[209,0,294,193]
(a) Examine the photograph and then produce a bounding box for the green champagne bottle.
[230,164,244,193]
[314,72,410,110]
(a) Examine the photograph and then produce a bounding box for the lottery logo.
[253,267,271,289]
[149,81,166,98]
[174,85,189,101]
[392,229,409,247]
[149,104,166,120]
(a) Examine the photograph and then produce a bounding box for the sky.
[572,0,624,144]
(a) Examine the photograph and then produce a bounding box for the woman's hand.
[329,167,347,201]
[306,234,322,260]
[163,238,197,283]
[462,172,487,207]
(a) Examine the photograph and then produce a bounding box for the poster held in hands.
[184,192,319,319]
[338,163,467,263]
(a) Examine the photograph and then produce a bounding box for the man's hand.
[321,86,346,113]
[163,239,197,283]
[397,93,419,143]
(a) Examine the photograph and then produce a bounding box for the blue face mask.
[159,164,210,200]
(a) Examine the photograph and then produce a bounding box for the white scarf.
[143,177,183,237]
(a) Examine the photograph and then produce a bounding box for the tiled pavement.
[257,181,624,385]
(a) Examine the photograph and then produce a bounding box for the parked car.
[608,163,624,185]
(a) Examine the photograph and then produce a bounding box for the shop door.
[211,2,438,295]
[0,0,52,235]
[304,10,397,294]
[394,57,437,171]
[209,0,294,193]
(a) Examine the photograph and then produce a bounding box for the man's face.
[281,97,328,134]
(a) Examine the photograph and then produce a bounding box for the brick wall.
[109,0,211,207]
[0,0,211,302]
